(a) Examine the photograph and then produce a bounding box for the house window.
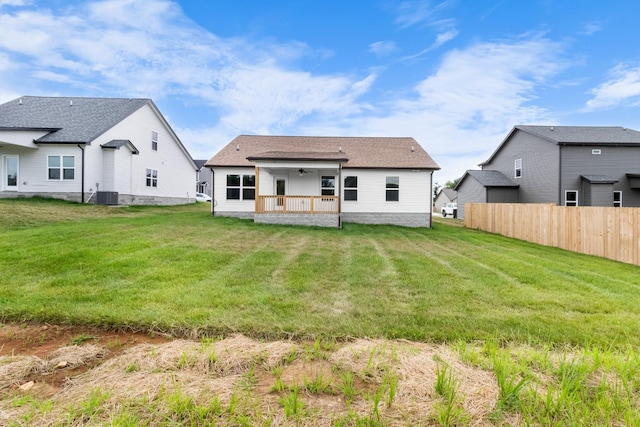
[151,131,158,151]
[386,176,399,201]
[48,155,75,180]
[226,174,255,200]
[592,149,602,155]
[321,176,335,196]
[145,168,158,187]
[515,158,522,178]
[614,191,622,207]
[226,174,240,199]
[242,174,256,200]
[344,176,358,201]
[565,190,578,206]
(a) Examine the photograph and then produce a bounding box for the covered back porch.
[247,150,348,227]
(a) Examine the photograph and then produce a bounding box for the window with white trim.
[146,168,158,187]
[321,176,335,196]
[565,190,578,206]
[226,174,255,200]
[48,155,75,180]
[614,191,622,207]
[151,131,158,151]
[515,158,522,178]
[242,174,256,200]
[344,176,358,201]
[386,176,399,201]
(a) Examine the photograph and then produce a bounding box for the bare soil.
[0,322,515,426]
[0,323,171,399]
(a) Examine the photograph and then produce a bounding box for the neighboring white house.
[205,135,440,228]
[0,96,198,205]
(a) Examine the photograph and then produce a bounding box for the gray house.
[433,187,457,212]
[195,159,213,197]
[455,125,640,218]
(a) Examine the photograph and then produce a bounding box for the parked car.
[195,192,212,202]
[441,203,457,218]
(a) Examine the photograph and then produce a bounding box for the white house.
[205,135,440,228]
[0,96,197,205]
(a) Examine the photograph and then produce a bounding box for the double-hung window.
[242,175,256,200]
[565,190,578,206]
[515,158,522,178]
[344,176,358,201]
[386,176,399,201]
[48,155,75,180]
[614,191,622,207]
[146,168,158,187]
[321,176,335,196]
[226,174,255,200]
[151,131,158,151]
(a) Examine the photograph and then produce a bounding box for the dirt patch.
[0,323,508,426]
[0,323,170,398]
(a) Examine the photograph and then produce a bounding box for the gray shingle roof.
[0,96,150,143]
[441,188,457,200]
[100,139,139,154]
[516,125,640,145]
[464,170,519,187]
[581,175,619,184]
[206,135,440,170]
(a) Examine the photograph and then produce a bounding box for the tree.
[445,177,461,189]
[433,181,443,201]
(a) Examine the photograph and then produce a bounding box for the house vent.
[592,149,602,155]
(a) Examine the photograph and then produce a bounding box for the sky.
[2,0,640,184]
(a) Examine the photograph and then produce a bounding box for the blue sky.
[1,0,640,184]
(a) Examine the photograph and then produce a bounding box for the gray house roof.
[194,159,208,170]
[100,139,139,154]
[481,125,640,166]
[581,175,619,184]
[517,125,640,145]
[207,135,440,170]
[439,188,457,201]
[456,170,519,189]
[0,96,150,144]
[0,95,197,169]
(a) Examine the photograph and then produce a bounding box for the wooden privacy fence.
[464,203,640,266]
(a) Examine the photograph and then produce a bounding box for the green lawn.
[1,198,640,347]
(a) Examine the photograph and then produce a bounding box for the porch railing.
[256,195,339,214]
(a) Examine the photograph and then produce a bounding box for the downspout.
[338,163,343,229]
[429,170,433,228]
[210,168,215,216]
[77,144,85,203]
[558,145,563,205]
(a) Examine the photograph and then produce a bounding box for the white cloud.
[394,0,453,29]
[300,37,567,183]
[0,0,28,6]
[586,64,640,110]
[434,29,458,47]
[0,1,570,184]
[369,41,397,57]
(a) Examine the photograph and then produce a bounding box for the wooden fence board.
[464,203,640,266]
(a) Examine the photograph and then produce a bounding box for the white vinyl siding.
[341,169,430,214]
